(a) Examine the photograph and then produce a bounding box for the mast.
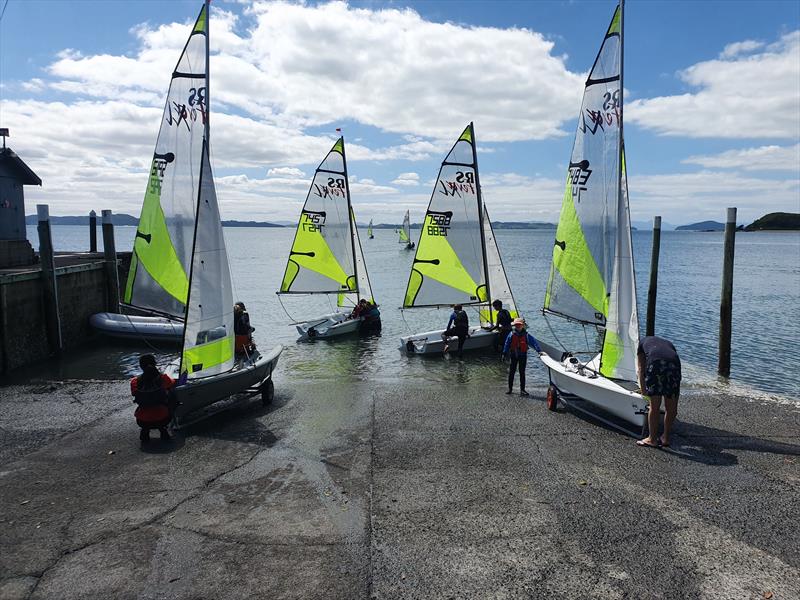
[205,0,210,145]
[470,122,492,325]
[177,1,210,377]
[618,0,624,215]
[341,137,360,303]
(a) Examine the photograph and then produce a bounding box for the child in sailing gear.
[442,304,469,358]
[502,318,543,396]
[130,354,175,443]
[234,301,256,355]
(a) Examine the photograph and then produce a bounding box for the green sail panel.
[402,123,487,307]
[124,4,208,319]
[543,3,622,326]
[279,138,357,295]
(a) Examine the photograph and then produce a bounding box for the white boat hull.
[169,345,283,421]
[295,312,364,340]
[539,351,648,427]
[400,326,499,355]
[90,312,183,343]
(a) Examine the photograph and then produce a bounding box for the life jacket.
[453,310,468,328]
[509,331,529,354]
[133,377,168,407]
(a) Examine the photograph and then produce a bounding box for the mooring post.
[645,216,662,337]
[37,204,63,354]
[101,209,120,313]
[89,210,97,253]
[718,207,737,377]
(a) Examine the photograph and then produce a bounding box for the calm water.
[23,224,800,401]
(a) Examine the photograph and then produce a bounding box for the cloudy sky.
[1,0,798,226]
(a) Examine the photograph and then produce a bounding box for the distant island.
[675,220,725,232]
[744,212,800,231]
[26,214,284,228]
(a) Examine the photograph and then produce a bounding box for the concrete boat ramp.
[1,375,798,599]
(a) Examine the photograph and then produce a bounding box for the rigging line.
[121,312,178,368]
[0,0,9,23]
[275,292,299,325]
[583,323,592,353]
[543,313,568,354]
[399,308,413,334]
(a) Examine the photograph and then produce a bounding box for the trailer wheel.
[546,386,558,411]
[261,379,275,406]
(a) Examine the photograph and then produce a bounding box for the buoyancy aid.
[509,331,529,354]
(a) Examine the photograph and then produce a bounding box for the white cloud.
[719,39,765,59]
[392,172,420,186]
[628,31,800,139]
[682,144,800,171]
[266,166,305,178]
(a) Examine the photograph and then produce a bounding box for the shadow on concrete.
[176,389,294,448]
[540,394,800,466]
[139,434,186,454]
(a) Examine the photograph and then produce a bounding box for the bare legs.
[638,394,679,447]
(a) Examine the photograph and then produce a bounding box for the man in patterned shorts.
[636,336,682,448]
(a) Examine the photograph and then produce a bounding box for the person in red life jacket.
[502,318,543,397]
[130,354,175,443]
[234,301,256,356]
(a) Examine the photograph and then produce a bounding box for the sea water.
[23,225,800,402]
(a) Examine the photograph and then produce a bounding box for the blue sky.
[1,0,798,225]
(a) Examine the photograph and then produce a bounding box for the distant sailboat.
[538,0,647,428]
[398,210,414,249]
[278,137,378,340]
[400,123,518,355]
[95,2,281,416]
[368,219,374,239]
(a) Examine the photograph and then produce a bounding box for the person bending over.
[636,335,682,448]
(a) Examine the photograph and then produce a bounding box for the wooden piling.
[36,204,63,354]
[645,216,661,337]
[89,210,97,253]
[718,207,736,377]
[101,210,120,313]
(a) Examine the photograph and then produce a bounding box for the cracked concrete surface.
[0,374,798,599]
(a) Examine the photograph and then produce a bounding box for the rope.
[543,313,568,353]
[276,293,299,325]
[399,308,413,333]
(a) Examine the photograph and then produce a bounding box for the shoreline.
[1,375,798,598]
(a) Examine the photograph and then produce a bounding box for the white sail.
[480,206,519,326]
[600,146,639,379]
[123,5,209,319]
[180,145,235,379]
[403,123,488,308]
[544,5,622,327]
[399,211,411,244]
[279,138,358,296]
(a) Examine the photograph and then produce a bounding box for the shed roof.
[0,148,42,185]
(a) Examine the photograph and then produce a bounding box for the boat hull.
[171,344,283,420]
[90,313,183,344]
[295,312,365,340]
[400,326,499,355]
[539,352,647,427]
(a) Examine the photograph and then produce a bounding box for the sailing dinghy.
[368,219,374,239]
[400,123,518,355]
[398,210,414,249]
[106,2,281,419]
[278,137,378,340]
[538,0,647,429]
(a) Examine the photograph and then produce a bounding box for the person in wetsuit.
[442,304,469,358]
[502,318,543,397]
[234,301,256,356]
[491,299,513,353]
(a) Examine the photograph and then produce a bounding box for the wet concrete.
[0,375,798,599]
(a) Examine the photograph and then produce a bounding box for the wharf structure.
[0,133,129,374]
